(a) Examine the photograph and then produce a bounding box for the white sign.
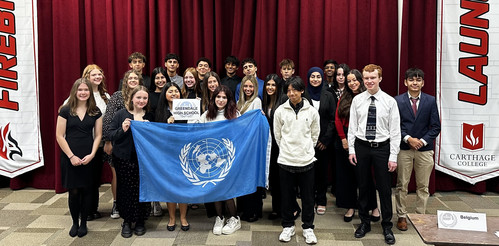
[0,0,44,178]
[437,210,487,232]
[435,0,499,184]
[172,99,200,120]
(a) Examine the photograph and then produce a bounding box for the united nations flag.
[130,109,271,203]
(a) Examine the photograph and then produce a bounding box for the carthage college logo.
[462,123,484,151]
[0,123,23,160]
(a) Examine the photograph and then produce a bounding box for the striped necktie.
[365,96,376,140]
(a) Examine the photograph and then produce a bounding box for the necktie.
[410,97,418,116]
[366,96,376,140]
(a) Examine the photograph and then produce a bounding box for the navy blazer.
[395,92,441,151]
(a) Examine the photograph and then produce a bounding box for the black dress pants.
[354,140,393,229]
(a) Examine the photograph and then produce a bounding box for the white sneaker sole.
[305,238,317,244]
[222,224,241,235]
[279,231,295,242]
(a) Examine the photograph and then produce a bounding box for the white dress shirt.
[348,89,401,162]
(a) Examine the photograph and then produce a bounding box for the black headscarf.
[306,67,325,101]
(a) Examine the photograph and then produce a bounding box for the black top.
[221,74,242,97]
[316,90,336,146]
[149,91,161,113]
[109,108,154,160]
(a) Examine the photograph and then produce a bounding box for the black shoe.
[86,214,94,221]
[77,224,87,237]
[167,224,176,231]
[181,224,190,231]
[344,210,355,222]
[92,211,102,220]
[134,222,146,236]
[121,222,132,238]
[268,212,280,220]
[354,223,371,238]
[247,215,258,223]
[69,224,78,237]
[383,228,396,244]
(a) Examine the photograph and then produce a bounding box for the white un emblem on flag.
[180,138,235,187]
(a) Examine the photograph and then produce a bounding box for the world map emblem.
[180,138,235,187]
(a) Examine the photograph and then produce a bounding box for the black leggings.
[68,187,92,226]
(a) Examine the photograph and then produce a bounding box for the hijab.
[306,67,325,101]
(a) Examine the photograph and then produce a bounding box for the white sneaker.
[213,216,225,235]
[279,226,295,242]
[110,201,120,219]
[222,216,241,235]
[303,228,317,244]
[153,202,163,216]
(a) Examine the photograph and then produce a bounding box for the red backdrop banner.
[2,0,495,193]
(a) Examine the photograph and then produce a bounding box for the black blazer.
[395,92,441,151]
[317,89,336,146]
[109,108,154,160]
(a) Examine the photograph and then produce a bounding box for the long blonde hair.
[237,75,258,114]
[82,64,109,103]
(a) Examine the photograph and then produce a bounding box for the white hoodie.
[273,99,320,167]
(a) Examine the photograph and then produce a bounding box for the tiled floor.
[0,184,498,245]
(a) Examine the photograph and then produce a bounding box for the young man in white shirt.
[348,64,400,245]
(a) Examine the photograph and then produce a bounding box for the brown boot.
[396,217,408,231]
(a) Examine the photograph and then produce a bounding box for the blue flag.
[130,109,271,203]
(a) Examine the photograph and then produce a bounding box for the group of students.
[56,52,440,245]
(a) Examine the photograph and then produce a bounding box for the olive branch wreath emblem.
[179,138,235,187]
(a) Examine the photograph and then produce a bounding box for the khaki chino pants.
[395,149,434,218]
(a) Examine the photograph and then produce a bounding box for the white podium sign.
[437,210,487,232]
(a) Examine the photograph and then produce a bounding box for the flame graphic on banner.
[0,123,23,160]
[465,129,479,147]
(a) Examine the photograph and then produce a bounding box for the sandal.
[316,206,326,215]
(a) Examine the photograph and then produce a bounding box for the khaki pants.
[395,149,434,218]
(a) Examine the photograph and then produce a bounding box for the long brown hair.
[82,64,109,103]
[121,70,143,106]
[206,85,237,120]
[262,74,282,116]
[60,78,100,116]
[127,85,150,112]
[201,71,221,112]
[337,69,366,119]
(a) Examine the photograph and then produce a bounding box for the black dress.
[59,106,102,189]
